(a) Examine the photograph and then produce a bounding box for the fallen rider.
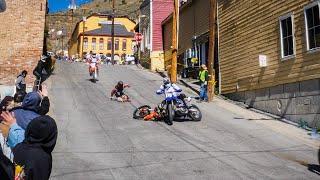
[110,81,130,102]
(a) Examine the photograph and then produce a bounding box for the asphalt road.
[50,61,319,180]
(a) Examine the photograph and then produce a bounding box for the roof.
[83,24,134,37]
[71,13,136,39]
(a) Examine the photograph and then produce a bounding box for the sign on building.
[259,55,267,67]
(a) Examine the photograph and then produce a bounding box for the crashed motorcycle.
[156,88,202,125]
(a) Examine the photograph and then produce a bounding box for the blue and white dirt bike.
[157,87,202,125]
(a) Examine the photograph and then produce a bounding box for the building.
[139,0,173,71]
[218,0,320,127]
[69,13,136,59]
[0,0,47,95]
[162,0,219,82]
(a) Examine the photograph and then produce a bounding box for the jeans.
[200,83,208,101]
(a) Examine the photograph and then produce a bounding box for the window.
[92,38,96,50]
[122,39,127,51]
[304,2,320,50]
[115,39,119,50]
[107,38,112,50]
[279,14,295,58]
[99,38,104,50]
[84,37,88,50]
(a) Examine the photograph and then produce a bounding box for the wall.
[219,0,320,127]
[218,0,320,94]
[162,0,210,69]
[0,0,46,86]
[152,0,173,51]
[82,36,134,56]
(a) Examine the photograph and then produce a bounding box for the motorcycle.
[133,103,167,120]
[157,88,202,125]
[89,63,98,83]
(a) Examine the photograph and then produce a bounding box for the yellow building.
[69,13,136,58]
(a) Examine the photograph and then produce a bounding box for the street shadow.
[173,117,195,122]
[86,79,99,83]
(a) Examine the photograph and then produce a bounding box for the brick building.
[0,0,47,92]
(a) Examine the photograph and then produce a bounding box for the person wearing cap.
[199,64,209,102]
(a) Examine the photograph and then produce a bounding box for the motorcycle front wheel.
[133,105,151,119]
[166,103,174,125]
[188,104,202,121]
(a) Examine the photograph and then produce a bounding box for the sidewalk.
[176,74,320,149]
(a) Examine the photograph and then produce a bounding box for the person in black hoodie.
[13,115,58,180]
[0,147,14,180]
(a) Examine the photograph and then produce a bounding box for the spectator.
[0,111,24,148]
[15,70,27,93]
[198,64,209,102]
[11,85,50,130]
[0,96,14,139]
[33,55,51,86]
[13,115,57,180]
[13,90,26,105]
[0,147,14,180]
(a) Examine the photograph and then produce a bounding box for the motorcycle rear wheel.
[188,104,202,121]
[133,105,151,119]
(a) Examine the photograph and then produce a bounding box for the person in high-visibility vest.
[198,64,209,102]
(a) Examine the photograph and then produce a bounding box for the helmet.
[163,78,170,85]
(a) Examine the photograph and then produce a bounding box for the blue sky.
[48,0,92,13]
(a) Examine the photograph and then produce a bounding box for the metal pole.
[138,16,141,65]
[81,18,86,58]
[111,0,115,65]
[208,0,217,101]
[170,0,179,83]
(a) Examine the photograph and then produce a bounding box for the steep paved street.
[50,61,319,179]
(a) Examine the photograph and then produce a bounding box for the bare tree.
[0,0,6,12]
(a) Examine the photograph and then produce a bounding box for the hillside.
[46,0,143,52]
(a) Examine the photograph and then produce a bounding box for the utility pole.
[171,0,179,83]
[81,16,86,58]
[81,8,88,58]
[208,0,217,101]
[111,0,115,65]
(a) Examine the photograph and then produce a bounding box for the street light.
[81,16,87,58]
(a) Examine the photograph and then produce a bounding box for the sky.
[48,0,92,13]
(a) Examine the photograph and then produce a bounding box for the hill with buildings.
[46,0,143,52]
